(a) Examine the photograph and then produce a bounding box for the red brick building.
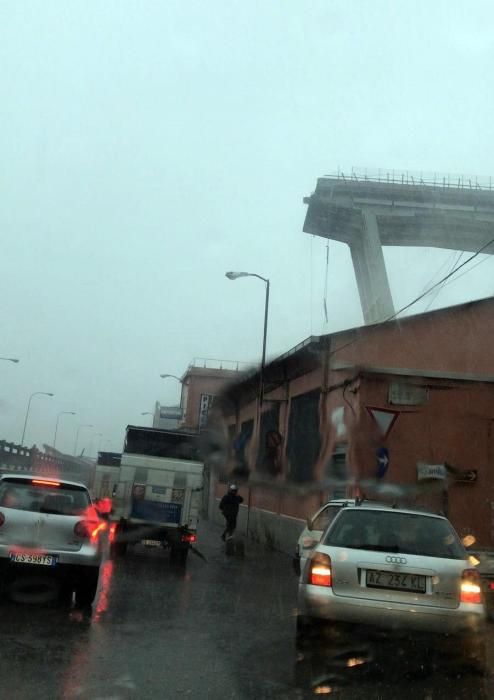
[212,297,494,552]
[179,359,248,431]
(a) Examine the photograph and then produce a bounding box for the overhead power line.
[382,237,494,323]
[329,236,494,360]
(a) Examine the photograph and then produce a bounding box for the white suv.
[293,499,386,576]
[0,474,105,606]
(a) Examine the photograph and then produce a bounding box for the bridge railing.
[326,168,494,191]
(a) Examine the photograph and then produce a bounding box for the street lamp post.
[141,411,154,426]
[93,432,103,458]
[21,392,55,446]
[159,374,183,382]
[225,271,270,408]
[53,411,76,450]
[226,271,270,538]
[74,424,93,456]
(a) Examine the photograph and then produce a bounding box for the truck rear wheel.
[170,546,188,566]
[111,540,128,557]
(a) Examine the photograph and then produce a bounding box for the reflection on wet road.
[0,522,493,699]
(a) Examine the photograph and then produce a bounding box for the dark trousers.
[222,514,237,538]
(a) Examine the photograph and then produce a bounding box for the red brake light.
[90,522,107,540]
[461,569,482,604]
[32,479,60,487]
[308,554,332,587]
[75,519,106,541]
[489,582,494,591]
[0,512,4,527]
[181,533,197,544]
[74,521,89,538]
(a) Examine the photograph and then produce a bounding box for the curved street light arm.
[21,392,54,446]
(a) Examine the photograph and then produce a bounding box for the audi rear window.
[0,479,90,516]
[324,509,466,560]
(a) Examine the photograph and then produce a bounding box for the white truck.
[111,426,204,565]
[92,451,121,503]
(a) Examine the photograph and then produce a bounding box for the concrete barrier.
[211,498,305,556]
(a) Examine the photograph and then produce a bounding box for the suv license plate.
[142,539,161,547]
[366,570,426,593]
[9,552,57,566]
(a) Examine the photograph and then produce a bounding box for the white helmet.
[229,484,238,492]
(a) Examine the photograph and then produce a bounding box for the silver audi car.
[0,474,105,606]
[297,503,486,671]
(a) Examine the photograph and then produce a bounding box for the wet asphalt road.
[1,521,494,699]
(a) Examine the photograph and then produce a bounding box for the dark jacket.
[219,492,243,518]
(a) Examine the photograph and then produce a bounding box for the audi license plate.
[9,552,57,566]
[366,569,426,593]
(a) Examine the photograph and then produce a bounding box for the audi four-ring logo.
[385,556,407,564]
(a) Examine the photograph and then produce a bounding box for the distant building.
[151,359,248,433]
[179,359,249,431]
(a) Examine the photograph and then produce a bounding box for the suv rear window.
[0,479,90,515]
[311,505,341,532]
[324,509,465,560]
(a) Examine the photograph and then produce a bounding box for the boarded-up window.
[256,405,281,475]
[286,390,321,483]
[229,418,254,478]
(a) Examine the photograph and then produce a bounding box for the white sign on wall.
[198,394,215,429]
[389,383,429,406]
[417,462,447,481]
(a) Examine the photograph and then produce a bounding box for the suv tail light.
[308,553,332,587]
[74,520,106,541]
[74,521,90,538]
[0,512,4,527]
[460,568,482,604]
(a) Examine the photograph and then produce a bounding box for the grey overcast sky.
[0,1,493,455]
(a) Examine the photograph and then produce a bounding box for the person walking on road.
[219,484,243,541]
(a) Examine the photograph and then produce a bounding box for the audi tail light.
[308,553,332,587]
[460,568,482,604]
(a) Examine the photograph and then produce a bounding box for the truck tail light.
[308,553,332,587]
[181,533,197,544]
[460,569,482,604]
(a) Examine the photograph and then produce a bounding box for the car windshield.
[325,509,466,559]
[0,480,90,515]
